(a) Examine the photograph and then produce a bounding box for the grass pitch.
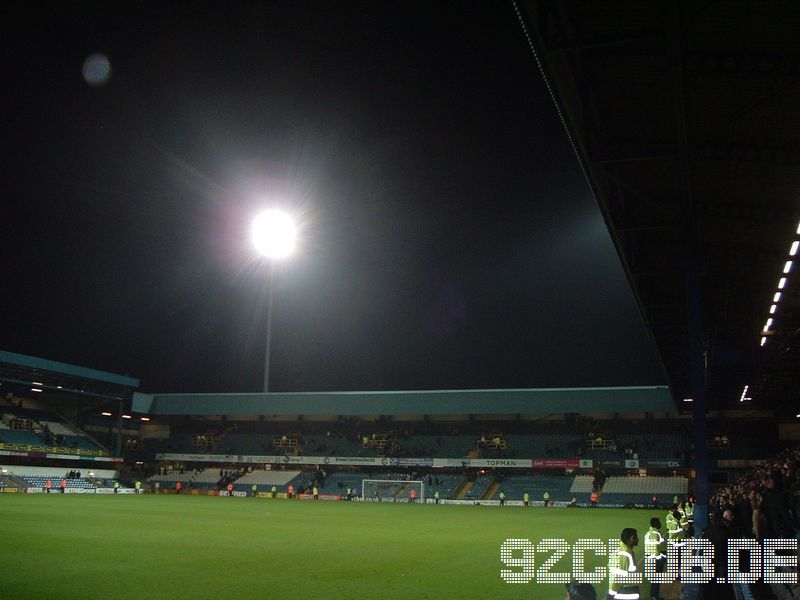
[3,494,660,599]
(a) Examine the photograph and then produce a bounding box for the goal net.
[362,479,425,502]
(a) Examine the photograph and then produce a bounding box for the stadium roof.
[0,350,139,400]
[516,0,800,411]
[132,385,674,416]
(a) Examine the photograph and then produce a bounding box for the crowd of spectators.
[707,445,800,540]
[217,467,245,489]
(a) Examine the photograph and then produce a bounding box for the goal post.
[362,479,425,502]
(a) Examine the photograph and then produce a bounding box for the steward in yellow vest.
[610,528,641,600]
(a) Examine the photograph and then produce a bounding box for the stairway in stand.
[454,480,472,499]
[482,480,500,501]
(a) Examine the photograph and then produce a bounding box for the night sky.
[2,2,664,393]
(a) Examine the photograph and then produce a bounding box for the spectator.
[565,581,596,600]
[701,512,736,600]
[751,498,768,541]
[761,475,794,537]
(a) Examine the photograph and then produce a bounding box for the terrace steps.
[455,480,472,499]
[482,481,500,500]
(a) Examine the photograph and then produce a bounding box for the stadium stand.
[23,476,97,491]
[570,475,687,505]
[1,405,108,455]
[302,433,362,457]
[147,467,303,492]
[504,434,582,458]
[428,474,462,499]
[469,474,495,500]
[315,471,367,496]
[494,475,574,503]
[234,469,301,492]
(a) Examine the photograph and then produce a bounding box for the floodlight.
[252,210,296,259]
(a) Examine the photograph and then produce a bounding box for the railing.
[0,441,109,457]
[478,439,507,450]
[274,437,299,449]
[363,435,389,448]
[585,438,616,450]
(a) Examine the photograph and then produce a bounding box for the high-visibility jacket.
[590,492,598,503]
[499,492,506,500]
[523,493,529,503]
[60,479,67,489]
[684,503,694,522]
[312,487,318,495]
[135,481,141,490]
[434,491,440,499]
[45,480,52,489]
[666,512,681,542]
[609,540,640,599]
[644,527,666,560]
[543,492,550,501]
[667,514,685,546]
[252,484,257,492]
[271,486,277,493]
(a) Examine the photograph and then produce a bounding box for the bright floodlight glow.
[797,221,800,234]
[252,210,297,258]
[764,318,773,331]
[761,336,767,346]
[784,260,793,274]
[739,385,750,402]
[791,241,799,256]
[779,277,787,289]
[82,53,112,86]
[770,304,777,314]
[774,292,782,303]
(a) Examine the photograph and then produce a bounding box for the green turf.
[2,494,663,599]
